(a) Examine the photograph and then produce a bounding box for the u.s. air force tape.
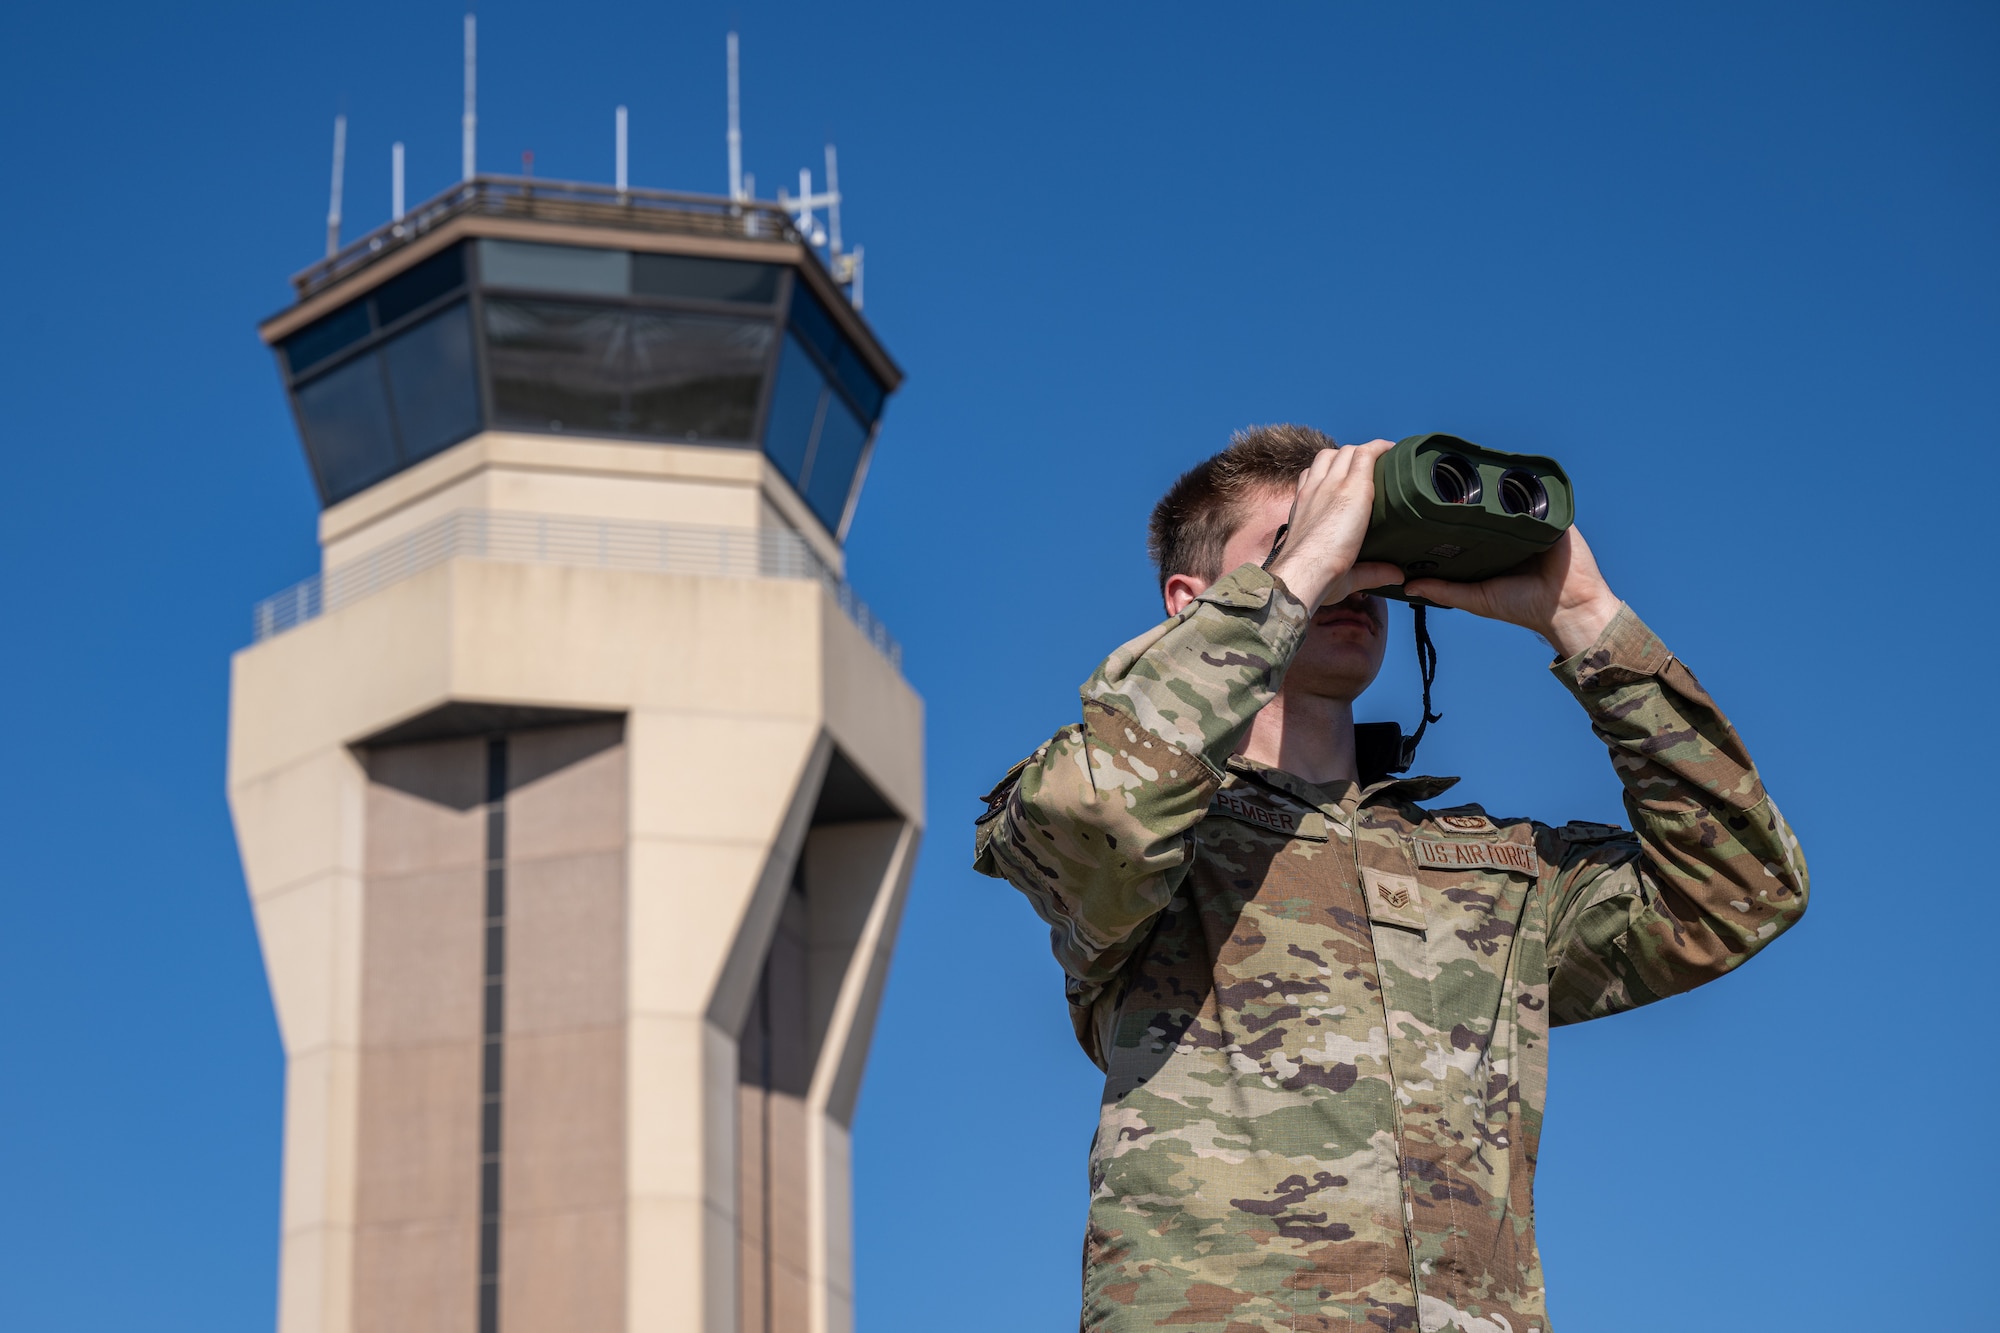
[1412,838,1540,876]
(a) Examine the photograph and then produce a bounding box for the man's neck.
[1236,687,1359,787]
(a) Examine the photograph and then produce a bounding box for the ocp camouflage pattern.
[973,563,1808,1332]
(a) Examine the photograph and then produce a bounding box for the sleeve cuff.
[1080,560,1310,764]
[1549,603,1672,695]
[1196,560,1296,612]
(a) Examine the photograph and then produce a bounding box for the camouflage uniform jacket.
[972,563,1808,1333]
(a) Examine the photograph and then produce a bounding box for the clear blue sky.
[2,3,1995,1329]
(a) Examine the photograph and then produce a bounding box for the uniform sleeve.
[973,562,1310,998]
[1540,605,1810,1025]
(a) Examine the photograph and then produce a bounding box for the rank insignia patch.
[1360,868,1426,930]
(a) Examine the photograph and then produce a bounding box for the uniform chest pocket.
[1361,836,1544,935]
[1411,838,1542,963]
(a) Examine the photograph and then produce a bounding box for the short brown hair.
[1147,424,1334,592]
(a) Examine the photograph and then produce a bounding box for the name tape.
[1212,788,1301,835]
[1413,838,1540,877]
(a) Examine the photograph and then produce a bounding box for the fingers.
[1400,577,1481,611]
[1332,440,1390,494]
[1346,561,1405,593]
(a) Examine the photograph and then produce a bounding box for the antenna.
[392,142,406,223]
[776,149,872,304]
[325,114,347,259]
[461,13,477,181]
[780,167,832,246]
[779,146,866,308]
[726,32,743,201]
[615,105,628,195]
[824,144,842,257]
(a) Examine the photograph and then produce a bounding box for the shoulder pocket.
[975,731,1068,826]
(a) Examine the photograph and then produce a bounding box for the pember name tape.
[1212,788,1302,835]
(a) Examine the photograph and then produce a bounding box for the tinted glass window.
[485,299,625,434]
[627,310,772,440]
[381,302,482,465]
[802,393,869,533]
[788,286,886,422]
[789,282,835,351]
[763,334,827,485]
[296,352,400,502]
[631,253,781,305]
[375,244,466,327]
[486,299,770,441]
[283,300,372,376]
[479,240,630,296]
[830,343,886,423]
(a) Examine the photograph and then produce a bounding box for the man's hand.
[1265,440,1406,613]
[1403,526,1623,659]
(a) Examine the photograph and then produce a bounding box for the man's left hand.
[1403,527,1624,659]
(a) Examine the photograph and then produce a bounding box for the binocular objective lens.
[1498,470,1549,520]
[1430,455,1481,505]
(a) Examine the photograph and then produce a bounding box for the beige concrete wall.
[502,722,629,1333]
[234,748,367,1333]
[353,737,486,1333]
[316,433,846,577]
[228,549,923,1333]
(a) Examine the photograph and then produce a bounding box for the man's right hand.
[1265,440,1405,613]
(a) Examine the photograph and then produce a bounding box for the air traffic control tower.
[228,169,921,1333]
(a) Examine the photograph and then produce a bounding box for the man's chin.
[1284,657,1384,703]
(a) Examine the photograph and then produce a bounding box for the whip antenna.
[615,105,628,195]
[726,32,743,200]
[325,113,346,258]
[461,13,477,180]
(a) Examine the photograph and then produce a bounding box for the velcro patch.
[1413,838,1541,877]
[1433,812,1497,836]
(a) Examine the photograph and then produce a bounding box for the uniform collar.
[1223,754,1354,816]
[1224,753,1460,815]
[1360,773,1461,804]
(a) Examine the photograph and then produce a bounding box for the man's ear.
[1164,572,1210,617]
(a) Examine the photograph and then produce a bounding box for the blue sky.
[2,2,1995,1329]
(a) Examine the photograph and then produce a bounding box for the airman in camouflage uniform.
[974,429,1808,1332]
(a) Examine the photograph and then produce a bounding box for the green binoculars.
[1360,434,1574,602]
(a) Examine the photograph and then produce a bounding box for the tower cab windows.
[273,227,895,540]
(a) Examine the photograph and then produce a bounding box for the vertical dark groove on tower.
[478,736,509,1333]
[758,958,775,1333]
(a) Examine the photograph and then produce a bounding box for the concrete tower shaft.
[230,176,922,1333]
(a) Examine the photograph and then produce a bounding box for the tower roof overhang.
[259,174,900,392]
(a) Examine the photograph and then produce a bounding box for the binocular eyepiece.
[1360,434,1574,601]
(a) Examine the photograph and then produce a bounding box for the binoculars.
[1360,433,1574,601]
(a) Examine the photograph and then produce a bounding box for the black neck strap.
[1405,603,1444,763]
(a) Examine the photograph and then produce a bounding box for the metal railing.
[250,511,902,669]
[295,175,808,297]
